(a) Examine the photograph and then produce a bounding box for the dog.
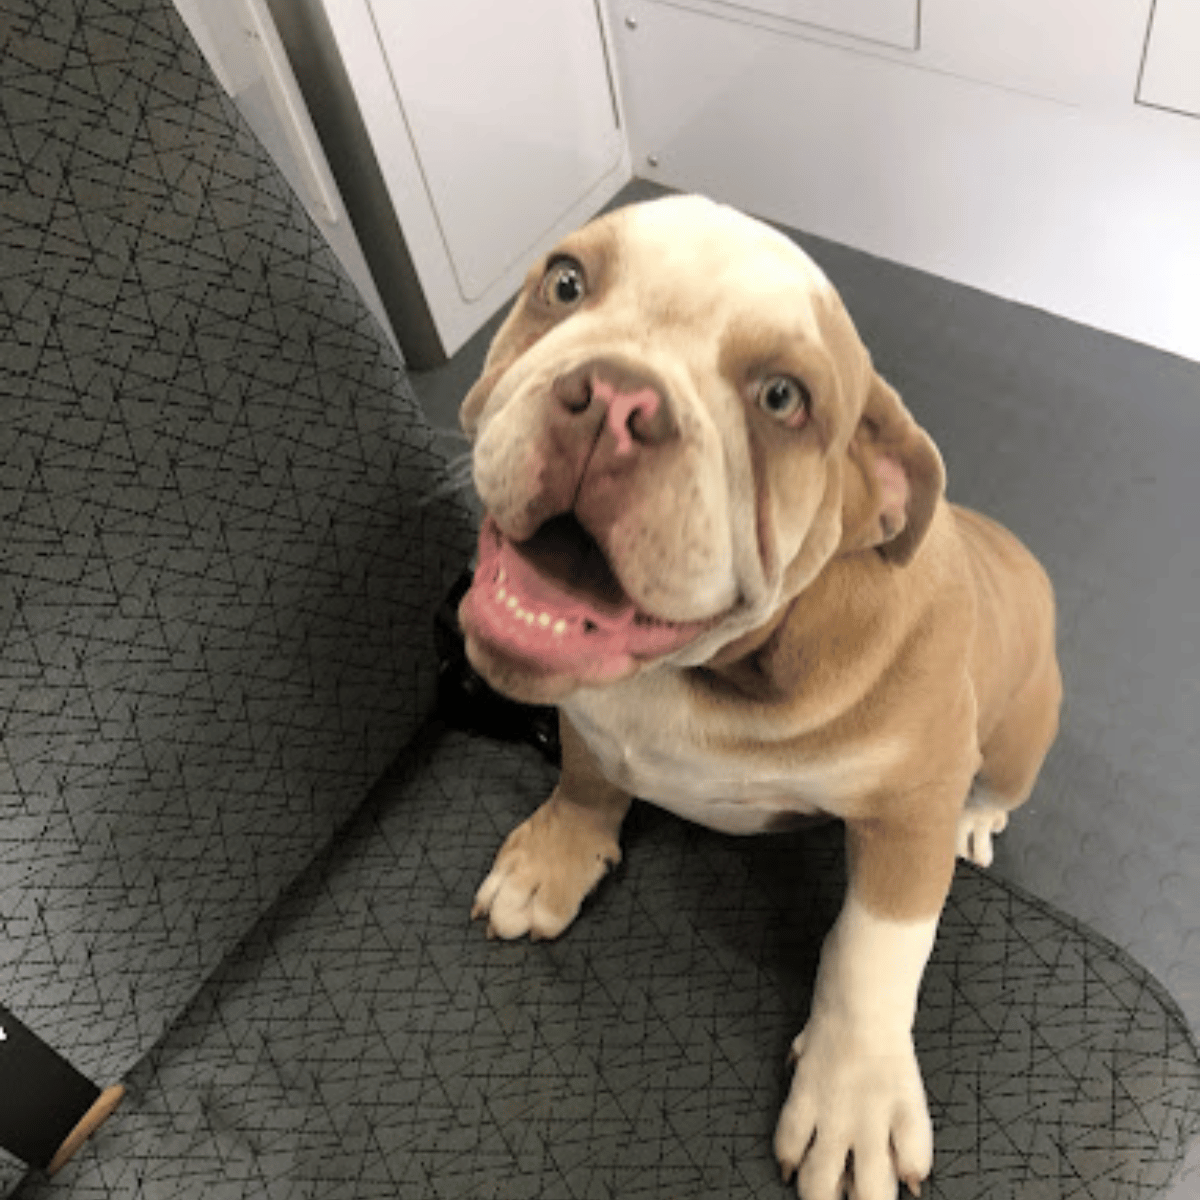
[456,195,1061,1200]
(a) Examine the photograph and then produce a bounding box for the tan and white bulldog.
[457,195,1061,1200]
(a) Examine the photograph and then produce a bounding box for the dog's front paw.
[774,1018,932,1200]
[472,792,622,940]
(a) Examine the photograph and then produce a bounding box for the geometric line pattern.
[0,6,474,1187]
[11,730,1199,1199]
[2,1,1197,1197]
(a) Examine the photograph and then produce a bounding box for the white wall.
[609,0,1200,363]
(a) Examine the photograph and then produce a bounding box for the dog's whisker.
[416,445,478,509]
[429,426,471,447]
[443,447,474,474]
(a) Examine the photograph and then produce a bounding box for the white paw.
[472,794,621,940]
[775,1018,932,1200]
[956,792,1009,868]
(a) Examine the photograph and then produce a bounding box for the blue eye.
[758,376,810,423]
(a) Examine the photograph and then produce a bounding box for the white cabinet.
[610,0,1200,362]
[919,0,1151,106]
[320,0,630,362]
[661,0,918,49]
[183,0,1200,362]
[1139,0,1200,118]
[367,1,624,303]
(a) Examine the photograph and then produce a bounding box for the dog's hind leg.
[959,655,1062,868]
[956,788,1011,868]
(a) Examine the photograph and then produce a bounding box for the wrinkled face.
[457,195,935,704]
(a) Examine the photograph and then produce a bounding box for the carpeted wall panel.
[0,0,474,1149]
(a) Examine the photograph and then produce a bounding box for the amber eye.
[757,375,810,424]
[540,257,586,308]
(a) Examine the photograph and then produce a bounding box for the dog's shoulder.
[706,504,975,704]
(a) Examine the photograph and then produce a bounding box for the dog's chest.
[562,676,891,835]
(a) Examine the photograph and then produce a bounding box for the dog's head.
[457,196,944,704]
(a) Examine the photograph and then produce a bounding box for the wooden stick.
[47,1085,125,1176]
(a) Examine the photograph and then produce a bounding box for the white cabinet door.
[651,0,918,49]
[367,0,624,301]
[921,0,1151,106]
[611,0,1200,361]
[1139,0,1200,118]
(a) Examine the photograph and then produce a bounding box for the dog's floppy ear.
[840,373,945,565]
[460,363,501,437]
[460,309,526,437]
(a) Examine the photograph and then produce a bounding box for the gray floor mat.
[18,729,1199,1200]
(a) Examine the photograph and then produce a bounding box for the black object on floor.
[0,1007,99,1171]
[434,568,561,764]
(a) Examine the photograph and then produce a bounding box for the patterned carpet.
[3,0,1199,1196]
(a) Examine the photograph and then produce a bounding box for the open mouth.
[460,513,713,682]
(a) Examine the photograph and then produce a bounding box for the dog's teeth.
[491,585,568,636]
[497,569,506,584]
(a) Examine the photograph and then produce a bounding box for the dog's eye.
[757,376,810,425]
[540,258,587,309]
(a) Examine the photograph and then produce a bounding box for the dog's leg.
[956,785,1010,868]
[473,711,632,940]
[959,655,1061,868]
[775,801,961,1200]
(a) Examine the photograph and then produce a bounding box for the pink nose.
[589,376,662,454]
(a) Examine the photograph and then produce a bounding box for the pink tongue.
[461,519,694,679]
[494,530,632,630]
